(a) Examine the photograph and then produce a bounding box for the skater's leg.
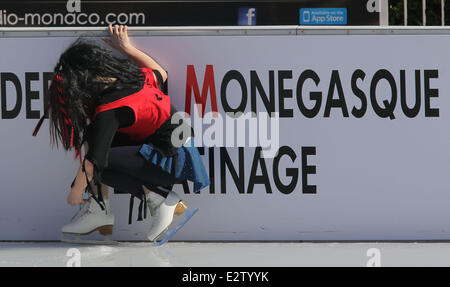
[105,146,176,187]
[102,168,146,198]
[102,145,177,198]
[102,146,196,244]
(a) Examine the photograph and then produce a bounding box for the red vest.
[93,67,171,142]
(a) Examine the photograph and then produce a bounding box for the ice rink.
[1,241,450,267]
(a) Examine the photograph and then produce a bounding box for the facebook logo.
[238,7,257,26]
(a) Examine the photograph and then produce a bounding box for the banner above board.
[0,0,379,27]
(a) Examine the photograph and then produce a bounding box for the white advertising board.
[0,32,449,240]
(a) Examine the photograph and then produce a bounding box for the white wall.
[1,32,449,240]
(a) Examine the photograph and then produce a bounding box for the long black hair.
[33,38,145,159]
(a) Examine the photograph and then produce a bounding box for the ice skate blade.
[153,208,199,247]
[60,233,118,245]
[62,225,114,236]
[60,225,116,245]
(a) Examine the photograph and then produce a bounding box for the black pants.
[101,145,176,198]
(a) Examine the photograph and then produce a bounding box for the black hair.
[33,38,145,159]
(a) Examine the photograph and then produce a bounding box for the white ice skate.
[61,197,116,245]
[146,190,198,246]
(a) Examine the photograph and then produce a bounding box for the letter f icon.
[246,8,256,25]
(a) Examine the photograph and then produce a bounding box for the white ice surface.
[1,242,450,267]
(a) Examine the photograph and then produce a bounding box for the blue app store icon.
[300,8,347,25]
[238,7,257,26]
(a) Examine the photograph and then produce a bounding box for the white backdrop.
[1,34,450,241]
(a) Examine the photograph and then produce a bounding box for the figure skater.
[33,25,209,245]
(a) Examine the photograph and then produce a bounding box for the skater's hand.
[67,189,85,206]
[102,24,133,54]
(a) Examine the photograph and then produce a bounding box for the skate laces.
[127,193,148,225]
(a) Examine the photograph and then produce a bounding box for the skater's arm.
[102,24,168,84]
[68,160,94,206]
[67,109,123,206]
[84,109,125,169]
[71,161,93,186]
[122,45,168,84]
[72,142,93,191]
